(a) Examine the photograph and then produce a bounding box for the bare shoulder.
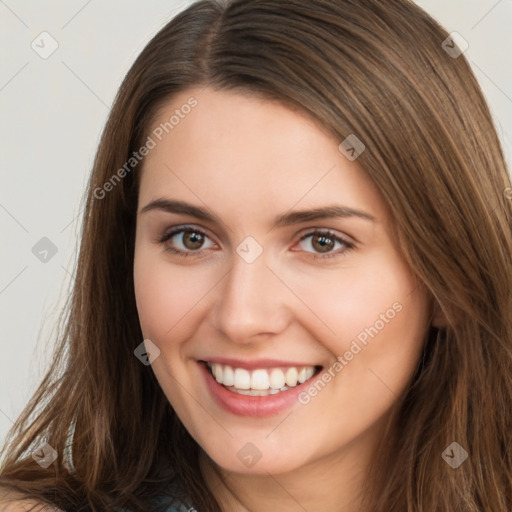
[0,488,63,512]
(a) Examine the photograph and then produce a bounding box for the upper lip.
[200,357,322,370]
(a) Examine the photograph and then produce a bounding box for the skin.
[133,87,437,511]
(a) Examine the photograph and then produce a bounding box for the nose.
[211,250,292,344]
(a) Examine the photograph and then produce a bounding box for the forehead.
[138,87,387,224]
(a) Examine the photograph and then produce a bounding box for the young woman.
[1,0,511,511]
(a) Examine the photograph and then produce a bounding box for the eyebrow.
[139,198,377,228]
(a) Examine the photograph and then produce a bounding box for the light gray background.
[1,0,511,452]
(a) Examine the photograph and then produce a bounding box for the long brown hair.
[1,0,511,510]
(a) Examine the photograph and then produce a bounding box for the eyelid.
[158,224,212,242]
[296,226,356,245]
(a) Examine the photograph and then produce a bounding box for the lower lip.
[198,361,320,417]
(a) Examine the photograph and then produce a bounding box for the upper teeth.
[207,363,316,390]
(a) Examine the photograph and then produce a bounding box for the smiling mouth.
[203,361,323,396]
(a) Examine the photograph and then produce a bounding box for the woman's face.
[134,87,432,475]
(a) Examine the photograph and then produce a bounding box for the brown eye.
[311,233,335,253]
[158,226,215,257]
[298,230,354,259]
[181,231,205,250]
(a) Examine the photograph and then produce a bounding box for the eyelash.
[157,225,355,261]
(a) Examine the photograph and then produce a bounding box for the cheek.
[134,250,171,340]
[288,250,430,403]
[287,253,426,345]
[285,261,429,446]
[133,246,214,345]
